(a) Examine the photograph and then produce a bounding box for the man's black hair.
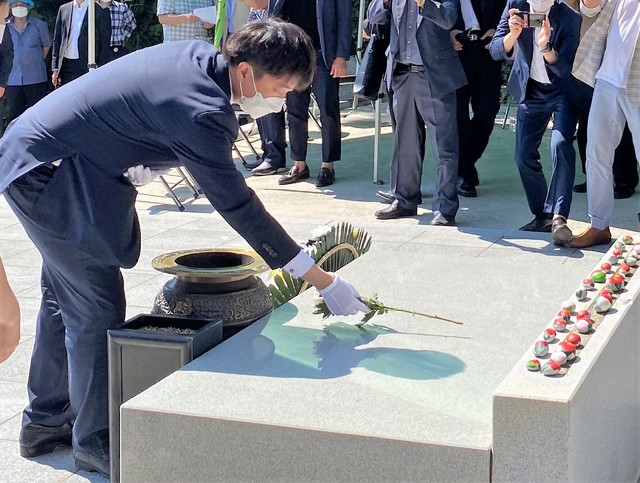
[223,18,316,91]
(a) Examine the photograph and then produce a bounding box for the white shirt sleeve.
[281,249,315,279]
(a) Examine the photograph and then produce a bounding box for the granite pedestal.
[119,230,607,482]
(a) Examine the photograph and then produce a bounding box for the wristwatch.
[539,43,552,53]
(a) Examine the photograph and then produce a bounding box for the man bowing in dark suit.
[0,20,368,478]
[368,0,467,225]
[51,0,111,87]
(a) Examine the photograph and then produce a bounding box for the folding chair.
[234,112,261,168]
[159,167,202,211]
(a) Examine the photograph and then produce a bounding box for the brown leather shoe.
[278,165,310,185]
[569,227,612,248]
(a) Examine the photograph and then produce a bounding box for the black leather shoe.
[251,161,286,176]
[73,449,110,478]
[457,177,477,198]
[519,217,553,232]
[573,182,587,193]
[20,422,73,458]
[614,185,635,199]
[375,200,417,219]
[376,190,395,204]
[315,167,335,187]
[278,165,310,185]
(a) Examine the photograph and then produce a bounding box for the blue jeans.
[515,80,579,219]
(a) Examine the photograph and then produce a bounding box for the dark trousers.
[259,48,341,166]
[4,82,50,126]
[388,63,459,216]
[4,165,124,459]
[59,58,88,86]
[568,78,639,190]
[455,43,503,185]
[516,80,579,219]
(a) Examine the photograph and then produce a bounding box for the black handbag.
[353,26,390,101]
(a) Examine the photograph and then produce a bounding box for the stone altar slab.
[120,230,601,482]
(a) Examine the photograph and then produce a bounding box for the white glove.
[123,165,171,187]
[318,274,369,316]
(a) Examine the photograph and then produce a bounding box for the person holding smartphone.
[490,0,581,244]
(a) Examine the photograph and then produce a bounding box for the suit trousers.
[4,164,124,458]
[259,49,341,165]
[515,80,579,219]
[5,82,50,127]
[59,58,89,86]
[586,80,640,230]
[567,78,639,190]
[455,42,503,185]
[388,64,459,216]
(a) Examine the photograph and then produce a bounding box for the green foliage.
[127,0,163,49]
[267,222,372,309]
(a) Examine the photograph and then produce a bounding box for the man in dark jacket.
[51,0,111,87]
[0,20,367,478]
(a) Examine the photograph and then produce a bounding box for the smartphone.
[517,11,546,28]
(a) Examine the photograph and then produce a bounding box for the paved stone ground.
[1,99,638,482]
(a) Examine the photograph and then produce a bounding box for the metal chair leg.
[159,175,185,211]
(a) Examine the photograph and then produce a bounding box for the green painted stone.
[591,270,606,284]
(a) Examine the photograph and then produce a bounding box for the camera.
[516,11,546,28]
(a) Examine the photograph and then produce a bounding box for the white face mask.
[11,6,28,17]
[239,67,286,119]
[527,0,554,12]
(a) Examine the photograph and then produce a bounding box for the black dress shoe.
[315,167,335,187]
[375,200,417,219]
[457,177,477,198]
[278,165,310,185]
[573,182,587,193]
[614,185,635,199]
[20,422,73,458]
[73,449,110,478]
[519,217,553,232]
[376,190,395,204]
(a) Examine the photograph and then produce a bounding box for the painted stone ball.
[575,287,588,301]
[552,318,567,332]
[533,340,549,357]
[576,310,591,320]
[576,318,592,334]
[593,296,612,313]
[542,360,562,376]
[550,351,568,365]
[557,309,571,321]
[620,264,631,276]
[625,257,638,267]
[558,341,576,360]
[543,328,557,342]
[600,262,612,272]
[565,333,581,345]
[590,271,606,284]
[622,235,634,244]
[583,278,595,289]
[527,359,541,371]
[561,300,575,313]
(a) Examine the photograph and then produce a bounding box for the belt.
[467,30,483,42]
[397,63,425,73]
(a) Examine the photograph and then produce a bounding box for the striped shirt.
[107,1,136,46]
[157,0,212,42]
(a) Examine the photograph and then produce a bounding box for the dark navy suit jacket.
[490,0,581,103]
[366,0,467,97]
[268,0,352,68]
[51,0,111,72]
[0,41,300,269]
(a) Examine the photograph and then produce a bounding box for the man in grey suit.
[368,0,466,224]
[0,20,367,478]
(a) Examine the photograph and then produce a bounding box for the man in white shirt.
[570,0,640,248]
[51,0,111,86]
